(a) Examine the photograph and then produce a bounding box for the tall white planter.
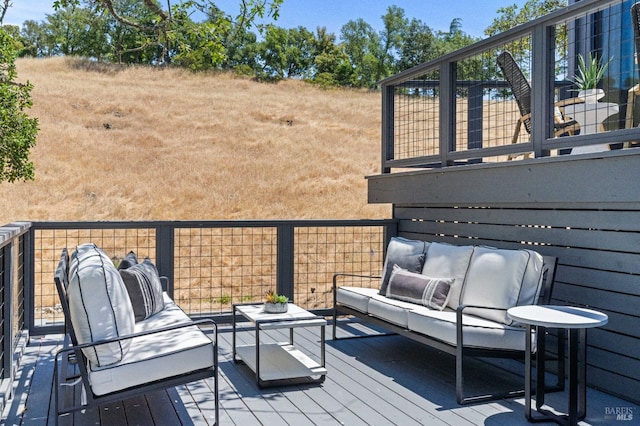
[578,88,605,103]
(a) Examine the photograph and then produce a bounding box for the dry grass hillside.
[1,57,389,225]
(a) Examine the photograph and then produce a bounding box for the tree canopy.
[4,1,492,88]
[0,27,38,182]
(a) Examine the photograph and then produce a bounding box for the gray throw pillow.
[379,237,428,295]
[386,265,453,310]
[119,258,165,321]
[118,250,138,270]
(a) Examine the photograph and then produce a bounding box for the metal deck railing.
[380,0,640,171]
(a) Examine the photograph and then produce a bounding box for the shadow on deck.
[2,318,637,425]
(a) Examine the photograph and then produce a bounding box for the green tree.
[167,4,228,70]
[0,29,38,182]
[340,18,379,87]
[375,5,408,81]
[45,3,106,56]
[19,20,49,57]
[396,18,436,72]
[485,0,567,74]
[435,19,481,82]
[312,27,352,87]
[258,25,316,79]
[53,0,283,68]
[0,0,9,25]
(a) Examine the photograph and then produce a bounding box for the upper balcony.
[378,0,640,172]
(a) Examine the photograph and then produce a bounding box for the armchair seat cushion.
[87,294,214,396]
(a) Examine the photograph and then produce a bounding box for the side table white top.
[507,305,608,329]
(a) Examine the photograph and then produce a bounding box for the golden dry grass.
[1,57,389,224]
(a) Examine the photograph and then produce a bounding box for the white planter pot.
[578,88,605,104]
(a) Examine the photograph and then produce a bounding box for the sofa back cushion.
[68,243,135,367]
[421,243,474,310]
[460,246,544,324]
[379,237,429,295]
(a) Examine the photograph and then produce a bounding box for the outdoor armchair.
[497,51,583,158]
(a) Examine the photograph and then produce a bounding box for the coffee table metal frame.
[232,302,327,388]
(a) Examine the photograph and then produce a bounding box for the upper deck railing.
[380,0,640,172]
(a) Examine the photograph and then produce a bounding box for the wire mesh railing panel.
[12,235,25,345]
[293,226,385,310]
[33,227,156,327]
[173,226,277,315]
[0,246,6,380]
[455,39,533,159]
[393,69,441,160]
[30,221,391,322]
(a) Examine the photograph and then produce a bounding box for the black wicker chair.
[497,51,583,158]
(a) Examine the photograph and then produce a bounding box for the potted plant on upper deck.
[573,52,612,103]
[264,290,289,313]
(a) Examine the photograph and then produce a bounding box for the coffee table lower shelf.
[236,343,327,387]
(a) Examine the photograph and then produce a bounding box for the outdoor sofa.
[333,237,563,404]
[53,243,218,424]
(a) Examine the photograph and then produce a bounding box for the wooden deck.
[3,318,638,425]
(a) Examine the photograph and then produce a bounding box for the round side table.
[507,305,608,425]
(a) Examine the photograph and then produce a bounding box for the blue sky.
[4,0,528,39]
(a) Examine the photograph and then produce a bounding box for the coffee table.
[232,302,327,387]
[507,305,608,425]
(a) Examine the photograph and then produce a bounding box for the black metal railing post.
[156,223,175,297]
[1,243,11,382]
[440,61,457,166]
[531,24,557,158]
[381,84,395,174]
[276,224,295,300]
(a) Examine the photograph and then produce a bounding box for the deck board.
[3,318,639,425]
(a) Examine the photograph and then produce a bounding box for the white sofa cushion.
[336,286,379,313]
[368,294,419,327]
[421,243,474,310]
[379,237,429,295]
[407,306,534,351]
[460,246,544,325]
[386,265,453,310]
[68,243,135,367]
[88,295,214,396]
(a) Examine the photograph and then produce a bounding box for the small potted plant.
[573,52,612,103]
[264,290,289,313]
